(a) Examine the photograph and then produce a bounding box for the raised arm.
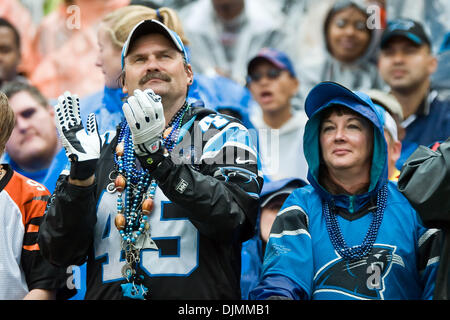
[39,92,103,267]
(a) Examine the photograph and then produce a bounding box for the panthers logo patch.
[313,245,405,300]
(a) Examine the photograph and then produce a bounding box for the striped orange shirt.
[0,166,50,299]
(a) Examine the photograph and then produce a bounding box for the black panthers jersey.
[39,106,263,299]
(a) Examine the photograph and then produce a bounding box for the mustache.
[139,71,171,85]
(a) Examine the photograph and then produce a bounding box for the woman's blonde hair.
[0,92,16,157]
[101,5,189,50]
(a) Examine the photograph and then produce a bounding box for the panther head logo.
[314,245,405,299]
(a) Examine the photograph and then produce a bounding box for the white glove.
[55,91,101,179]
[122,89,165,157]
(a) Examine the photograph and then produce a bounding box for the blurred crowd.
[1,0,449,99]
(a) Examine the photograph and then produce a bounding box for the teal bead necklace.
[324,184,387,261]
[111,103,189,299]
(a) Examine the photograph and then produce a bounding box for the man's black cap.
[380,18,431,49]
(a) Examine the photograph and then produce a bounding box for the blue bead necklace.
[111,102,190,299]
[324,184,387,261]
[162,102,189,151]
[114,123,154,245]
[113,103,189,241]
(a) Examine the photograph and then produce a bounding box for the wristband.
[69,157,98,180]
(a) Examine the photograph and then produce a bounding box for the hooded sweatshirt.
[299,0,386,99]
[250,82,441,300]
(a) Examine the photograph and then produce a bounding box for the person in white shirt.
[178,0,285,85]
[246,48,308,182]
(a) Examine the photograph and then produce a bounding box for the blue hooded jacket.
[302,82,387,213]
[250,82,440,300]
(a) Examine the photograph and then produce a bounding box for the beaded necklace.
[162,101,190,151]
[111,102,190,299]
[324,184,387,261]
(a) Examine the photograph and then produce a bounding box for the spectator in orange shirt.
[0,92,72,300]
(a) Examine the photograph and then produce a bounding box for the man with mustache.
[138,71,171,85]
[377,18,450,169]
[39,19,263,300]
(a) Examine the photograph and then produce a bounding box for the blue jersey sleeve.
[251,190,314,299]
[249,274,307,300]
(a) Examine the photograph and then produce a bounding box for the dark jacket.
[38,105,263,300]
[397,90,450,169]
[398,137,450,300]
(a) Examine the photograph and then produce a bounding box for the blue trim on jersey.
[152,236,181,258]
[178,114,197,143]
[198,114,230,133]
[203,125,255,154]
[102,214,111,239]
[139,232,201,278]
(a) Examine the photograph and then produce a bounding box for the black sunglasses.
[248,68,283,83]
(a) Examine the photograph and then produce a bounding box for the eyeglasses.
[247,68,283,83]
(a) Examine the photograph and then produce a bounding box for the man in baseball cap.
[378,18,450,171]
[246,47,297,83]
[380,18,431,49]
[120,18,194,120]
[246,47,309,182]
[121,19,189,69]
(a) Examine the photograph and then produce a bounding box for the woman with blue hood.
[250,81,441,300]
